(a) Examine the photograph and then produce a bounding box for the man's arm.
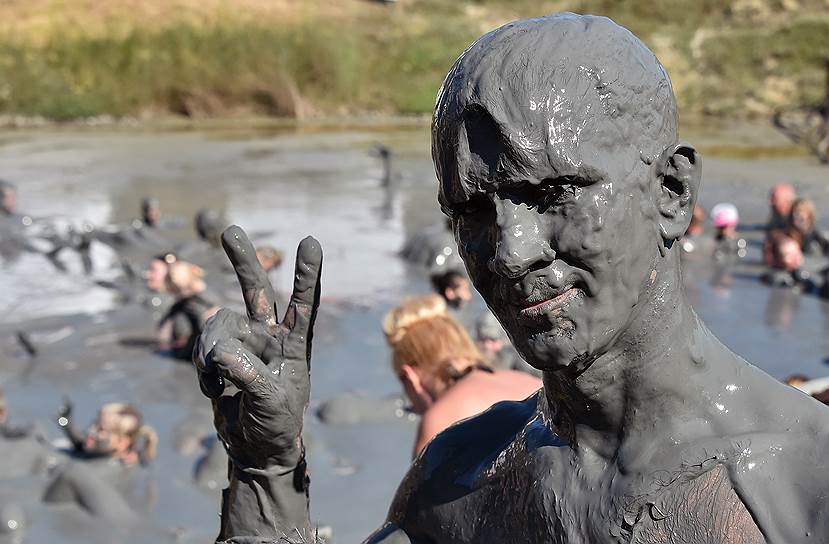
[194,227,320,542]
[195,226,421,544]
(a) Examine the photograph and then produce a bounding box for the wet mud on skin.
[0,126,828,542]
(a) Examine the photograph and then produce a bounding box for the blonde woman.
[58,401,157,466]
[45,402,158,520]
[384,295,541,456]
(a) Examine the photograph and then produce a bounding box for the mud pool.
[0,126,828,543]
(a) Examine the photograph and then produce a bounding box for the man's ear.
[653,143,702,241]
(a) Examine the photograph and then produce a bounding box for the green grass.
[0,1,825,121]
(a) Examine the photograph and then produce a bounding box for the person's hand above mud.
[193,225,322,542]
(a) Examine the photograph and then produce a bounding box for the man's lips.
[517,287,582,319]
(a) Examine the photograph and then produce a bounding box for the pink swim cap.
[711,203,739,228]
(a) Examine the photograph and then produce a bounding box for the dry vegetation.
[0,0,826,121]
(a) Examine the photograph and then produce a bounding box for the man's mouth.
[517,286,583,320]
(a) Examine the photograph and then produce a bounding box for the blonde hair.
[383,295,485,385]
[165,261,205,296]
[99,403,158,462]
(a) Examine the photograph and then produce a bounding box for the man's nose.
[488,200,555,278]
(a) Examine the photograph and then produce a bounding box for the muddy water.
[0,126,827,543]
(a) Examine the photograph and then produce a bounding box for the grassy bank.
[0,0,827,121]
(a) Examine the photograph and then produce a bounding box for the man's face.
[443,127,660,372]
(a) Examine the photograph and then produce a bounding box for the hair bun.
[383,295,448,346]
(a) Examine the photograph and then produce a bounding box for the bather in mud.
[193,13,829,544]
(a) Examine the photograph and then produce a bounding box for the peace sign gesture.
[194,225,322,470]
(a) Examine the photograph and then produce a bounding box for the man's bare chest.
[408,463,764,544]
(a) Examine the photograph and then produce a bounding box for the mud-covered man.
[194,13,829,544]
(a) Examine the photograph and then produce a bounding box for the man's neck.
[540,251,720,465]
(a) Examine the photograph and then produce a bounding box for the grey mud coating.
[196,13,829,544]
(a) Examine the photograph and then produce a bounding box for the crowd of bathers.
[1,170,828,537]
[680,181,829,402]
[0,180,291,533]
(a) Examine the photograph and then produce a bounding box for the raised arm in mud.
[193,225,321,543]
[194,226,413,544]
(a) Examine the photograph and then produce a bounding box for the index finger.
[221,225,278,333]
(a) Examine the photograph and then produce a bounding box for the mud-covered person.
[710,203,746,262]
[158,260,219,360]
[193,13,829,544]
[56,401,157,465]
[767,182,797,231]
[0,390,32,440]
[384,295,540,455]
[0,180,18,218]
[474,311,540,377]
[787,198,829,258]
[44,401,158,521]
[429,268,471,310]
[255,245,283,273]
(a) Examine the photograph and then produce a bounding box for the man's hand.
[193,225,322,542]
[195,225,322,469]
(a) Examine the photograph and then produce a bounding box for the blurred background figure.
[45,401,157,521]
[0,180,18,217]
[193,208,224,249]
[57,400,157,466]
[144,253,177,293]
[687,205,706,237]
[711,202,746,261]
[140,196,161,228]
[0,390,31,440]
[768,182,797,231]
[474,312,540,377]
[763,230,807,288]
[681,205,710,255]
[383,295,540,455]
[255,245,283,273]
[786,198,829,258]
[429,269,471,310]
[157,261,219,359]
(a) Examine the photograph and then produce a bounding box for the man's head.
[432,14,701,372]
[141,196,161,227]
[430,269,472,309]
[195,208,224,247]
[0,181,17,215]
[770,182,796,218]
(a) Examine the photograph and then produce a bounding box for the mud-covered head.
[194,208,225,247]
[432,13,701,372]
[141,196,160,227]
